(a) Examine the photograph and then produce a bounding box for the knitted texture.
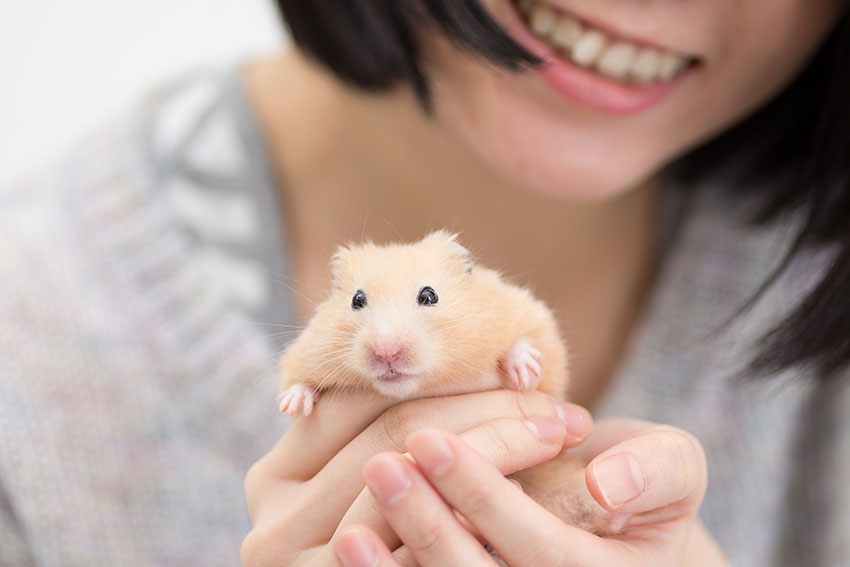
[0,67,289,566]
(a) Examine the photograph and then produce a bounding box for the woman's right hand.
[241,385,592,566]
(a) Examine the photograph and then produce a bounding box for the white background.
[0,0,286,183]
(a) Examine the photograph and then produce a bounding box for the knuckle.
[379,401,417,451]
[453,467,500,519]
[405,518,445,556]
[653,429,704,500]
[460,483,498,518]
[504,389,554,420]
[378,397,447,451]
[506,390,537,419]
[241,506,309,566]
[240,526,278,567]
[480,421,521,469]
[244,459,271,514]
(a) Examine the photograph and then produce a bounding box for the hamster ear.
[329,245,351,287]
[423,230,474,274]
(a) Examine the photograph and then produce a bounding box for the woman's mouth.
[507,0,702,113]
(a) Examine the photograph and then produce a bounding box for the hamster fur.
[277,231,623,538]
[278,230,568,416]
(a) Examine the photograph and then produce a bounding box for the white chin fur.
[372,376,421,399]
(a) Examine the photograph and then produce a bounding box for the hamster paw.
[278,383,320,417]
[500,337,543,391]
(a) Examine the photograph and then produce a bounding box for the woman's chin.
[478,139,656,202]
[509,168,640,202]
[433,87,660,202]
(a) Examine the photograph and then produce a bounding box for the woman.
[1,0,847,565]
[241,1,849,566]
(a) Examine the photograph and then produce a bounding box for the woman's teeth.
[518,1,691,85]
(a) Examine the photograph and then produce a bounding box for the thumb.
[578,420,708,517]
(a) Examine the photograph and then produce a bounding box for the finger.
[335,525,402,567]
[568,418,656,463]
[245,387,393,524]
[255,390,586,554]
[289,387,579,480]
[392,546,421,567]
[298,392,582,534]
[362,452,499,567]
[322,408,592,560]
[406,427,604,566]
[267,386,396,481]
[583,425,708,517]
[264,387,567,486]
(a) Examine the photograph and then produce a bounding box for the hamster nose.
[373,339,403,364]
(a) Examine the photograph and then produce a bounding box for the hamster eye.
[351,290,367,310]
[417,286,438,306]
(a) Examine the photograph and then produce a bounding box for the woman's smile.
[503,0,706,113]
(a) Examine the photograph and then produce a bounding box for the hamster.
[278,230,569,416]
[277,231,622,539]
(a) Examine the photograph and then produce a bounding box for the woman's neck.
[242,49,659,408]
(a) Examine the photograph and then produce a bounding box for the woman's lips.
[504,0,700,114]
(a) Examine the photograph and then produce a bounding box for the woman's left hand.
[334,418,729,566]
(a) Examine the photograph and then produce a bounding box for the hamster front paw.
[499,337,543,391]
[278,383,320,417]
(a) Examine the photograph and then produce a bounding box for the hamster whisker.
[255,331,303,341]
[360,205,372,245]
[235,367,281,404]
[250,322,307,330]
[379,216,404,242]
[269,273,323,307]
[309,359,357,382]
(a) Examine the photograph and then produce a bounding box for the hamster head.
[325,230,475,398]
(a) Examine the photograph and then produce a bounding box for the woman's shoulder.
[3,63,272,202]
[0,60,293,393]
[0,63,291,565]
[0,61,289,328]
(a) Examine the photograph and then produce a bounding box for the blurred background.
[0,0,286,183]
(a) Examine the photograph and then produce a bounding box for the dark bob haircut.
[275,0,850,382]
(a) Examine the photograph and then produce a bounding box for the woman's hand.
[241,384,591,566]
[335,419,728,567]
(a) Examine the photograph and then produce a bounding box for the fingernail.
[408,430,454,476]
[336,528,378,567]
[524,416,565,445]
[554,402,592,442]
[592,452,645,508]
[364,456,412,505]
[509,478,524,492]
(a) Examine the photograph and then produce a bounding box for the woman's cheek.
[421,0,844,201]
[429,51,691,200]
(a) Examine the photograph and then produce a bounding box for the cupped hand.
[336,418,729,567]
[241,384,591,566]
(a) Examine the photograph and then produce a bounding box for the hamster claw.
[278,392,295,413]
[500,338,544,391]
[278,383,319,417]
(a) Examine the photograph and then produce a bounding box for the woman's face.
[424,0,844,199]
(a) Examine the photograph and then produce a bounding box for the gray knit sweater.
[1,65,848,566]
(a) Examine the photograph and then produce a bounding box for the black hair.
[275,0,850,381]
[669,11,850,381]
[274,1,540,111]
